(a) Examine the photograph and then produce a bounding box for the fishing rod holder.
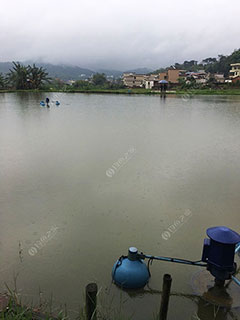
[112,226,240,289]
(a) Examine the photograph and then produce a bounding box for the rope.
[112,255,127,282]
[147,257,153,277]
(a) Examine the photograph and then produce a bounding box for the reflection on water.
[115,281,238,320]
[192,270,240,309]
[0,92,240,319]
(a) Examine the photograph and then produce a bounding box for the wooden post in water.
[86,283,97,320]
[159,274,172,320]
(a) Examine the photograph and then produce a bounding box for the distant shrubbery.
[72,73,125,90]
[72,80,93,90]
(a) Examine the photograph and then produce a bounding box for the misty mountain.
[0,61,154,81]
[37,63,95,80]
[0,61,95,81]
[0,62,13,74]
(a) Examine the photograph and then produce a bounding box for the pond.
[0,92,239,319]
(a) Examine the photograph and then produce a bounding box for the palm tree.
[27,64,51,89]
[7,62,51,90]
[0,73,7,89]
[8,62,29,89]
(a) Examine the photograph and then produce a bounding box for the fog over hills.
[0,62,12,74]
[1,1,240,70]
[0,61,94,80]
[0,61,153,80]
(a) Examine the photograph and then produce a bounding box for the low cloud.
[0,0,239,70]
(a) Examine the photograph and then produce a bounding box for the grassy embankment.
[1,88,240,95]
[0,287,132,320]
[175,88,240,95]
[0,88,154,94]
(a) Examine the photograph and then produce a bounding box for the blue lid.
[207,226,240,244]
[129,247,138,254]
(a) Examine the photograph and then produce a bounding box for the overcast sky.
[0,0,239,70]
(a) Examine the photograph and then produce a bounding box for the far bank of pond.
[1,88,240,95]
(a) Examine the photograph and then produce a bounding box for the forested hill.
[152,48,240,76]
[0,62,95,80]
[1,48,240,80]
[203,49,240,76]
[0,62,154,80]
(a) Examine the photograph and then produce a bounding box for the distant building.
[159,72,168,81]
[144,74,159,89]
[185,71,208,84]
[122,73,146,88]
[122,68,225,88]
[229,63,240,79]
[214,74,225,83]
[167,69,182,83]
[159,69,186,84]
[123,69,187,89]
[185,71,225,84]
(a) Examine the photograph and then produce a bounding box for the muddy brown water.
[0,92,239,319]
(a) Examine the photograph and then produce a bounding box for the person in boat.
[46,97,50,107]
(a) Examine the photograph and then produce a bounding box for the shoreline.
[1,88,240,95]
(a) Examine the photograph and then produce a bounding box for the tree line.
[0,62,50,90]
[72,73,124,90]
[152,48,240,76]
[0,62,124,90]
[1,49,240,91]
